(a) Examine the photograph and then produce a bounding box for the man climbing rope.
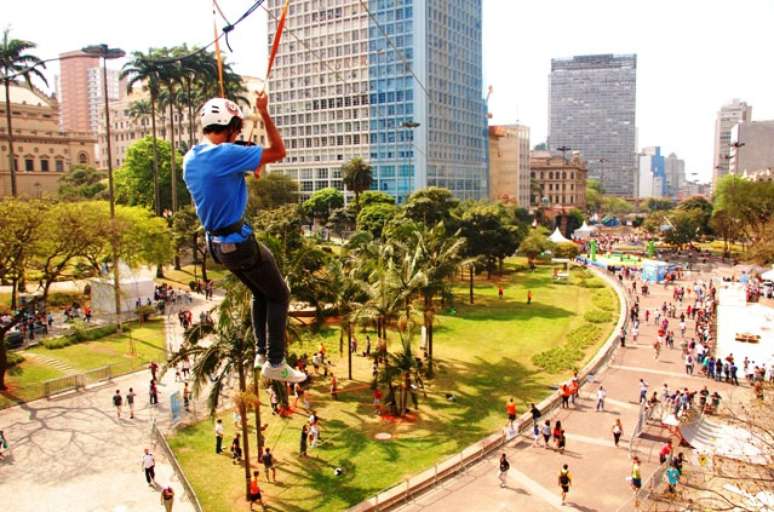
[182,92,305,383]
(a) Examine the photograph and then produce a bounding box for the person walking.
[231,433,243,464]
[498,453,510,488]
[330,374,338,400]
[300,424,309,457]
[639,379,649,403]
[558,464,572,505]
[630,456,642,503]
[263,447,277,482]
[665,462,680,493]
[112,389,123,419]
[527,290,533,305]
[249,471,266,511]
[142,448,156,487]
[160,486,174,512]
[149,361,159,382]
[183,383,191,412]
[182,93,305,383]
[595,386,607,411]
[612,419,623,448]
[214,419,224,454]
[505,398,518,429]
[149,379,159,406]
[126,388,136,419]
[541,420,552,449]
[530,402,541,428]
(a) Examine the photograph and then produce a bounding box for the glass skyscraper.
[265,0,486,203]
[548,54,637,197]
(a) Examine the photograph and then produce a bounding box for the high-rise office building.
[265,0,487,203]
[56,50,122,166]
[712,99,752,191]
[729,120,774,176]
[488,124,530,206]
[663,152,685,198]
[548,54,637,197]
[56,51,100,133]
[637,146,666,199]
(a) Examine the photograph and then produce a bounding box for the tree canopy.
[115,136,187,211]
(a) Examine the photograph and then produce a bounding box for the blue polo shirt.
[183,142,262,244]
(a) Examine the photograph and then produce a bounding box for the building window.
[40,158,49,172]
[78,152,89,164]
[25,158,34,172]
[55,159,64,172]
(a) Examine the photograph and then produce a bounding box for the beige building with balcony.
[529,150,587,209]
[488,124,530,206]
[0,84,96,197]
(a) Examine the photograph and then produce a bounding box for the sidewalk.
[0,293,219,512]
[395,269,739,512]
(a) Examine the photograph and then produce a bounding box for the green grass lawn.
[161,264,229,289]
[0,319,166,409]
[169,260,619,512]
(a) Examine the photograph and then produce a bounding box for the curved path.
[0,292,219,512]
[394,268,739,512]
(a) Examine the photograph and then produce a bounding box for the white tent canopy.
[761,268,774,281]
[572,221,596,240]
[549,227,571,244]
[90,263,156,315]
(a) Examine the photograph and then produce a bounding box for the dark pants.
[144,466,155,484]
[216,435,223,454]
[211,235,290,365]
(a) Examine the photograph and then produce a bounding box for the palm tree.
[378,332,421,417]
[156,52,182,215]
[414,223,468,376]
[0,29,47,197]
[127,99,151,137]
[326,258,365,379]
[342,157,373,211]
[167,286,256,500]
[121,50,162,218]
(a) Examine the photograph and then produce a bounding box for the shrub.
[42,322,119,349]
[7,352,24,367]
[592,290,615,311]
[554,242,580,259]
[584,309,613,323]
[532,323,605,373]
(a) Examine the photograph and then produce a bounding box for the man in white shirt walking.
[595,386,607,411]
[142,448,156,486]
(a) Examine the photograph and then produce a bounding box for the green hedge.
[7,352,24,367]
[591,290,615,311]
[584,309,613,323]
[532,323,605,374]
[42,322,119,349]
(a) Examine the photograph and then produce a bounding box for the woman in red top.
[248,470,265,510]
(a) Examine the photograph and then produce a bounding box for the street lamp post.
[82,44,125,331]
[393,120,420,203]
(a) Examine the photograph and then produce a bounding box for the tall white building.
[86,67,121,134]
[712,99,752,191]
[488,124,530,206]
[637,146,665,199]
[264,0,487,202]
[664,152,685,198]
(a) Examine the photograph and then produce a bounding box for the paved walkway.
[0,292,220,512]
[396,268,740,512]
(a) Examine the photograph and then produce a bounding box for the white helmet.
[200,98,243,128]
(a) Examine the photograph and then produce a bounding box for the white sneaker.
[254,353,267,369]
[261,360,307,383]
